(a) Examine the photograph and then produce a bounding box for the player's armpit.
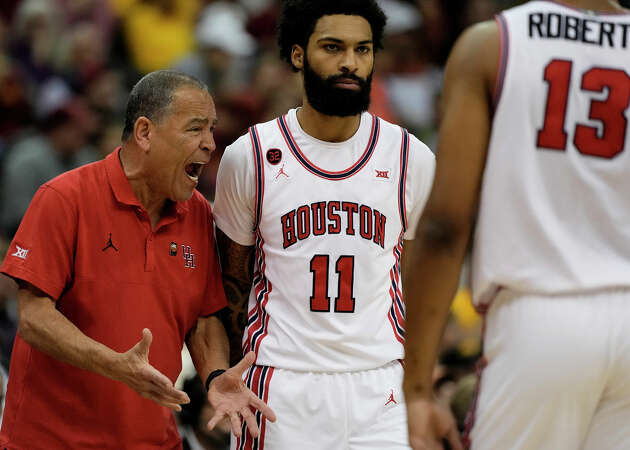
[215,227,255,366]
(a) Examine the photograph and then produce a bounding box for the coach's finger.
[249,392,276,422]
[207,410,225,431]
[241,407,260,439]
[229,412,242,438]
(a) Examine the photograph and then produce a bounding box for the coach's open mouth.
[185,162,204,181]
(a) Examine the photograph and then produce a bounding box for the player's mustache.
[326,73,368,87]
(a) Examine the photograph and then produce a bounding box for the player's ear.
[291,45,305,71]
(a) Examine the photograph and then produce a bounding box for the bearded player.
[211,1,453,449]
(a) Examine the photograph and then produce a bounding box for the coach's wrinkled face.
[148,87,217,202]
[292,14,374,117]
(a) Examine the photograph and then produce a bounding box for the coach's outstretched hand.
[407,398,463,450]
[206,351,277,439]
[117,328,191,412]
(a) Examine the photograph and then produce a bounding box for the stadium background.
[1,0,627,448]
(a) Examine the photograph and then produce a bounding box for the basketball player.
[403,1,630,449]
[211,1,444,448]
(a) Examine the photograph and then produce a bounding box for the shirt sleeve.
[200,201,228,317]
[212,133,257,246]
[403,134,436,240]
[1,184,77,300]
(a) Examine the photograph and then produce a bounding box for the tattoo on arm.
[215,227,255,366]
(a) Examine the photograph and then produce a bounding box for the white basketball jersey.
[213,109,435,371]
[472,1,630,308]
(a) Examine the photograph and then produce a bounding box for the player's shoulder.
[374,114,435,160]
[221,132,255,171]
[407,133,435,178]
[222,112,289,162]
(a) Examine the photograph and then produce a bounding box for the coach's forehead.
[311,14,373,44]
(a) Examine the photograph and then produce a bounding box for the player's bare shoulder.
[446,19,500,95]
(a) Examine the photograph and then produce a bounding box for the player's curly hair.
[277,0,387,72]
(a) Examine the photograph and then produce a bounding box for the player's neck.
[297,101,362,143]
[554,0,626,12]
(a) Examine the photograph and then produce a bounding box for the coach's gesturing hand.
[116,328,190,411]
[207,351,277,439]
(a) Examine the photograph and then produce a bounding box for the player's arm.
[215,227,255,366]
[403,20,499,450]
[186,310,274,438]
[195,230,276,439]
[17,280,190,411]
[187,315,229,383]
[212,135,257,366]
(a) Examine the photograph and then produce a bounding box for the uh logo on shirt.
[170,242,196,269]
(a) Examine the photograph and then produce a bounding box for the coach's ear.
[133,116,152,153]
[291,45,305,71]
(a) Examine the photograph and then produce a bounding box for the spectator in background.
[0,79,98,237]
[8,0,62,87]
[122,0,201,74]
[379,0,442,142]
[56,0,116,43]
[0,237,16,370]
[0,56,32,153]
[174,1,257,94]
[57,21,107,90]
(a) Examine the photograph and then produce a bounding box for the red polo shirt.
[0,148,227,449]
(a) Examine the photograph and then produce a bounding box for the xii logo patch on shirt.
[11,245,29,260]
[374,167,392,182]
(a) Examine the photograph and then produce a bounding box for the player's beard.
[302,57,372,117]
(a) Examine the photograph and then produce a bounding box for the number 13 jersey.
[213,109,435,372]
[472,1,630,309]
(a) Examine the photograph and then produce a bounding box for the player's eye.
[324,44,340,52]
[356,46,371,54]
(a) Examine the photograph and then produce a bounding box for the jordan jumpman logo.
[275,164,289,179]
[102,233,118,252]
[384,389,398,406]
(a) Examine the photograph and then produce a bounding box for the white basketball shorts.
[466,288,630,450]
[231,360,410,450]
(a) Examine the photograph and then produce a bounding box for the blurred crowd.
[1,0,611,446]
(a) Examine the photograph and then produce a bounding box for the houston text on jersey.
[281,201,387,249]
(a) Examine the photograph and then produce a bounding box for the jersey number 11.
[310,255,356,313]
